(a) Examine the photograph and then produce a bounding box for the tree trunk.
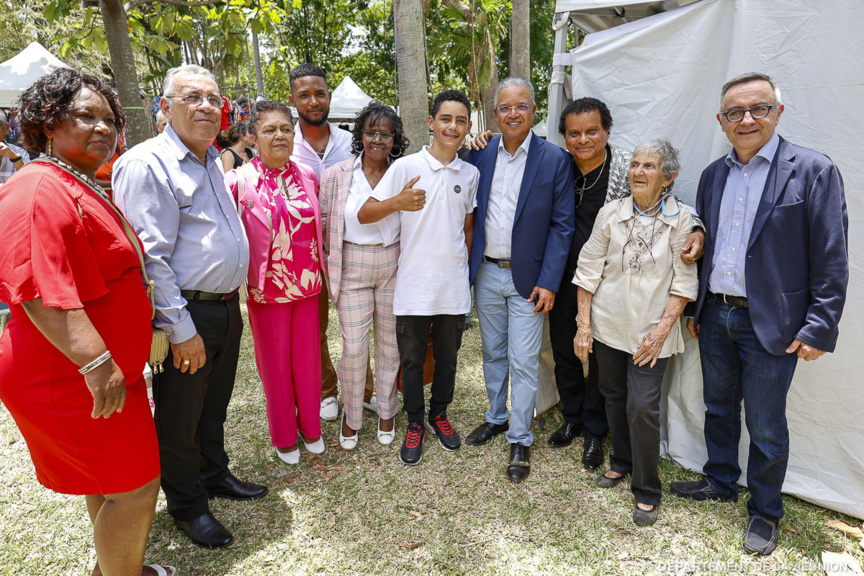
[483,40,499,133]
[252,30,265,100]
[393,0,428,153]
[510,0,530,80]
[100,0,150,146]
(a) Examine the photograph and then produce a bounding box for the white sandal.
[377,417,396,445]
[275,447,300,464]
[302,435,325,454]
[339,416,359,450]
[146,565,178,576]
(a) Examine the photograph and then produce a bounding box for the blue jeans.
[474,261,544,446]
[699,298,798,522]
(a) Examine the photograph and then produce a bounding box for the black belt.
[484,256,511,269]
[709,292,748,308]
[181,289,239,302]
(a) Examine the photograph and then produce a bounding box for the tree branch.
[124,0,224,12]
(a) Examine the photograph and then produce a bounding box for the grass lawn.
[1,306,862,575]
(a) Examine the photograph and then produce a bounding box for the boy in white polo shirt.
[358,90,479,465]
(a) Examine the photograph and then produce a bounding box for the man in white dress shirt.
[288,63,375,421]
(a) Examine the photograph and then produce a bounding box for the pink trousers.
[247,297,322,448]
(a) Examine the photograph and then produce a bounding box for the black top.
[567,145,613,275]
[222,148,245,169]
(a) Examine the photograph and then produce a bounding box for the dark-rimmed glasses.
[720,104,778,123]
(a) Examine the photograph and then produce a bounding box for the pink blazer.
[318,157,355,303]
[226,161,326,291]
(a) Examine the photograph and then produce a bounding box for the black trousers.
[593,340,668,506]
[153,297,243,521]
[396,314,465,426]
[548,275,608,439]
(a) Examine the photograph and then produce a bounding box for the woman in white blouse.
[573,139,698,527]
[318,102,412,450]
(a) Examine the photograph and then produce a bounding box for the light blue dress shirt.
[113,125,250,343]
[708,133,780,297]
[484,132,532,259]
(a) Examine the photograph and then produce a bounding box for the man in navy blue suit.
[462,77,575,483]
[670,72,848,556]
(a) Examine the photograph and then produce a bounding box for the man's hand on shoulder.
[171,333,207,374]
[465,130,493,151]
[786,339,826,361]
[529,286,555,314]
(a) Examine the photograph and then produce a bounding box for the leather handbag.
[36,158,170,373]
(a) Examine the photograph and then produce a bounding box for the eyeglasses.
[363,130,394,143]
[166,93,222,109]
[720,104,778,123]
[495,104,532,115]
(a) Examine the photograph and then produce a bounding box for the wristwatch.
[9,156,21,162]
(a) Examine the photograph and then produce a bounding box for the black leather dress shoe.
[465,421,508,446]
[548,422,582,448]
[208,474,268,501]
[506,443,531,483]
[582,436,604,471]
[175,512,233,548]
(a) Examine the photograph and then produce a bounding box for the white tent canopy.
[328,76,376,122]
[0,42,67,108]
[547,0,864,519]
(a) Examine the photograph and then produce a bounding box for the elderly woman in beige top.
[573,139,698,527]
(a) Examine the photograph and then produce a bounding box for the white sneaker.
[320,397,338,421]
[363,395,378,413]
[377,417,396,445]
[276,447,299,464]
[302,436,325,454]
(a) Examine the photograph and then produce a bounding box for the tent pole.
[547,12,570,149]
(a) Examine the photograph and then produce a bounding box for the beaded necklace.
[38,154,111,202]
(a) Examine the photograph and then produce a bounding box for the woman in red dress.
[0,69,170,575]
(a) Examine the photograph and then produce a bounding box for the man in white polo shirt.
[288,63,375,422]
[359,90,479,466]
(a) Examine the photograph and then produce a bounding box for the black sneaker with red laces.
[400,422,425,465]
[427,412,461,451]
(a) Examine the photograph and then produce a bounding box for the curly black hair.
[17,67,125,154]
[350,101,409,159]
[558,97,613,136]
[248,100,293,136]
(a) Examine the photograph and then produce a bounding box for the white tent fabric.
[0,42,67,108]
[566,0,864,519]
[328,76,375,122]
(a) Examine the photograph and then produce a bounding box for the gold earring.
[46,139,53,156]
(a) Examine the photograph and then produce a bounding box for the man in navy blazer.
[462,77,575,483]
[670,73,848,556]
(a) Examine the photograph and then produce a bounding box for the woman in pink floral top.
[224,100,326,465]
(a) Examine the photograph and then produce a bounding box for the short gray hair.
[0,109,7,124]
[721,72,782,105]
[494,77,535,107]
[633,139,680,191]
[163,65,218,97]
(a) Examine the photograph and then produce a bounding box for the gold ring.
[183,359,191,365]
